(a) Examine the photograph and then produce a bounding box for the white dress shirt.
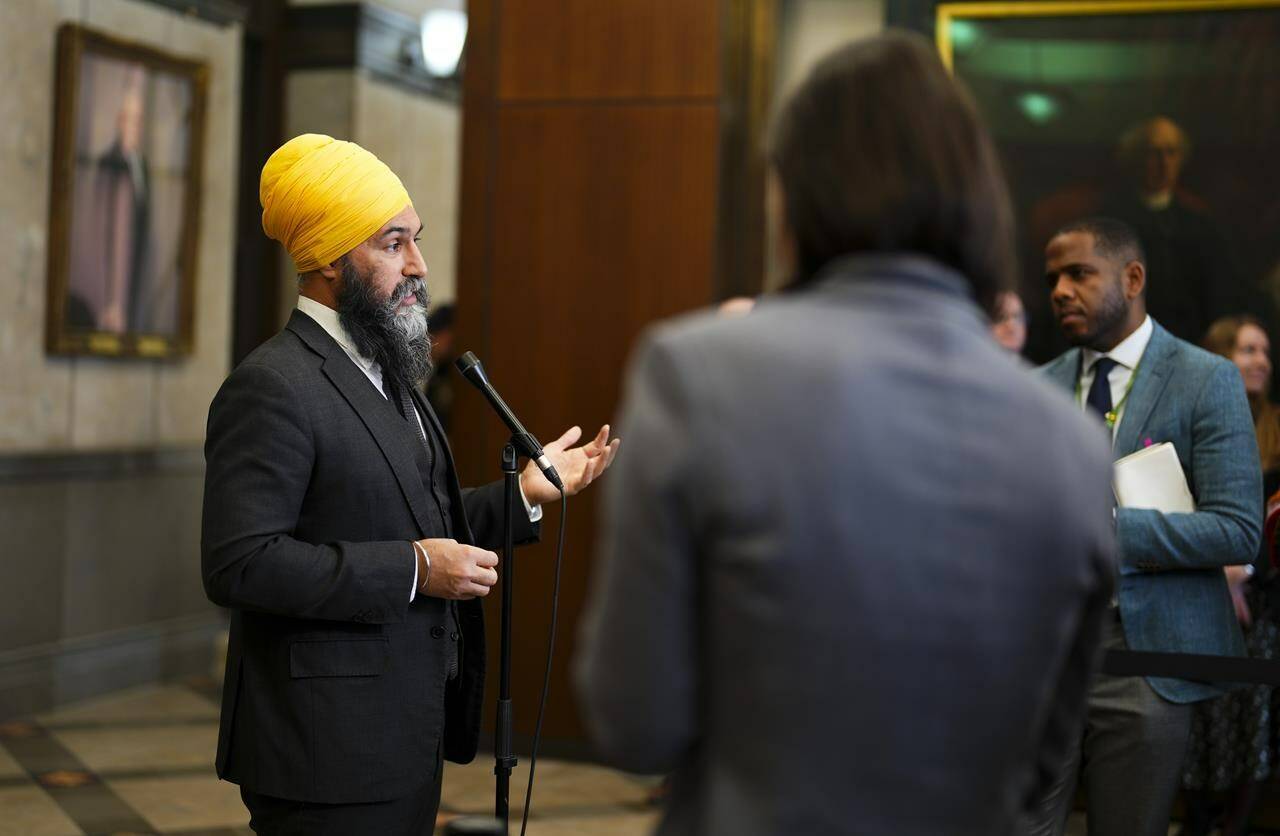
[296,296,542,600]
[1077,314,1153,439]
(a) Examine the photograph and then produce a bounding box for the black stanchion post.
[494,442,519,833]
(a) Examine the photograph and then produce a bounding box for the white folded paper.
[1113,441,1195,513]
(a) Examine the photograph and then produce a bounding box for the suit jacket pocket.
[289,638,390,678]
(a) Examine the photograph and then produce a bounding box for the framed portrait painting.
[936,0,1280,363]
[46,24,208,358]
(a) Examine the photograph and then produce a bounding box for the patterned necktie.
[1086,357,1118,420]
[384,375,431,458]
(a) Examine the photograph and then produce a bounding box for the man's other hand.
[418,539,499,600]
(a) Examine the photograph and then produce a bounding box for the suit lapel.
[1043,349,1082,395]
[287,312,436,536]
[1113,323,1175,458]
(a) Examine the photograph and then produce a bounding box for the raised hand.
[519,424,621,506]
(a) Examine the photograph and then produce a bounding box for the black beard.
[336,259,433,387]
[1070,280,1130,351]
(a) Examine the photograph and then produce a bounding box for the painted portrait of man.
[49,26,206,356]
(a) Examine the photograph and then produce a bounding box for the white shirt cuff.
[520,481,544,523]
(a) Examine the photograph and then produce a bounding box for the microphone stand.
[494,442,518,833]
[455,353,562,834]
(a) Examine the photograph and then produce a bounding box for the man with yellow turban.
[201,134,618,834]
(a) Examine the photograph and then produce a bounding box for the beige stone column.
[277,0,462,321]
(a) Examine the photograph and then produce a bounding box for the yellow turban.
[260,134,412,273]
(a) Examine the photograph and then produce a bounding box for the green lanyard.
[1076,356,1141,430]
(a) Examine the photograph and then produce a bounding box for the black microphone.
[455,351,564,492]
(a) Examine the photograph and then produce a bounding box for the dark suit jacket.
[202,310,536,804]
[576,255,1117,836]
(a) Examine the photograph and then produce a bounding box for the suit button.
[451,632,459,641]
[431,626,445,639]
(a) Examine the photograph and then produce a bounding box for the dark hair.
[1052,216,1146,268]
[767,31,1015,309]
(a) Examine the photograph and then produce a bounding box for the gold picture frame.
[45,24,208,358]
[936,0,1280,70]
[932,0,1280,362]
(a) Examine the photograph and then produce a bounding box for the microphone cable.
[519,487,567,836]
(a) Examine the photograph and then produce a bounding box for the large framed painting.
[936,0,1280,362]
[46,24,208,358]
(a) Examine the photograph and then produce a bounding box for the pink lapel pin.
[1143,437,1154,448]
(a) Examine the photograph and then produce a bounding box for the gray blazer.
[1041,321,1260,702]
[576,256,1117,836]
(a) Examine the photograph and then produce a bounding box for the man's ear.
[318,259,341,283]
[1124,260,1146,301]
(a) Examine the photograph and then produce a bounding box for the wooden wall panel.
[483,104,719,742]
[455,0,768,751]
[459,103,719,744]
[488,104,720,387]
[496,0,721,100]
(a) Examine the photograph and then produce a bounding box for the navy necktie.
[1086,357,1118,419]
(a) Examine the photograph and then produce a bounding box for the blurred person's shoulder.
[1002,346,1113,470]
[620,299,818,400]
[632,299,771,355]
[627,292,847,384]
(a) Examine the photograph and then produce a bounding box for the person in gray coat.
[574,32,1117,836]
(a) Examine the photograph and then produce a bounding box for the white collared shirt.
[295,295,543,601]
[1077,314,1154,439]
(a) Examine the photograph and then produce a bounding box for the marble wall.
[276,2,463,320]
[0,0,240,454]
[277,71,462,319]
[775,0,886,99]
[0,0,241,718]
[355,73,462,308]
[291,0,462,18]
[764,0,885,290]
[0,0,463,718]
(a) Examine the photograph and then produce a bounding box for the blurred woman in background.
[1180,315,1280,836]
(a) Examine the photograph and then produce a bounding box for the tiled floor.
[0,680,1221,836]
[0,679,660,835]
